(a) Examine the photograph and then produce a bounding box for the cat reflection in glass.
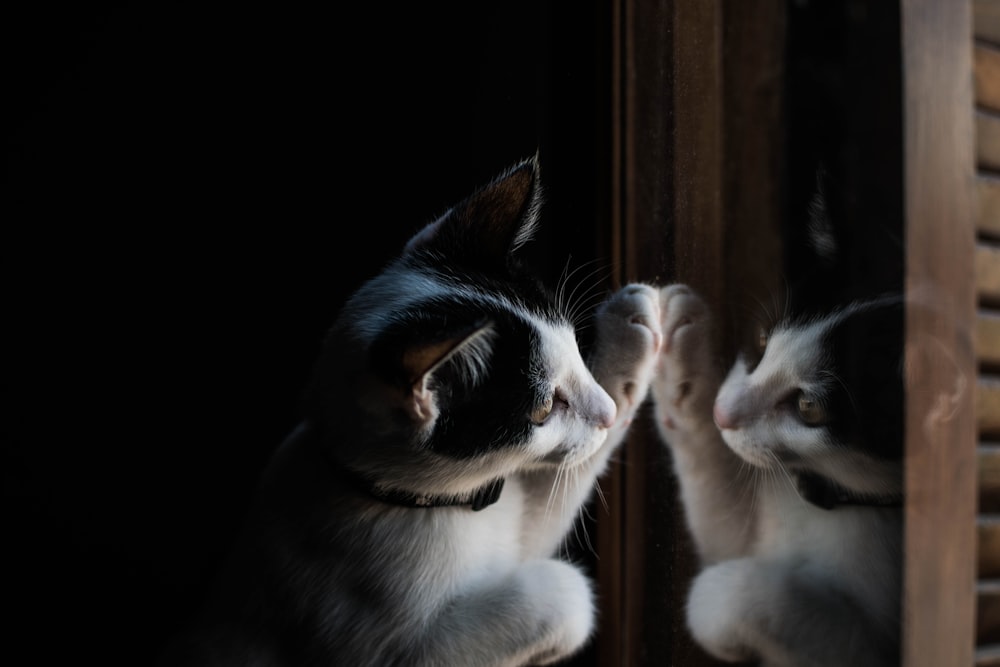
[652,193,903,666]
[160,156,662,666]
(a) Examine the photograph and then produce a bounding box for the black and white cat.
[651,197,903,666]
[163,156,662,666]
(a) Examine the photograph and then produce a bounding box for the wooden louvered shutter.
[975,1,1000,664]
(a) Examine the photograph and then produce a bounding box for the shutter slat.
[979,378,1000,436]
[980,580,1000,645]
[981,176,1000,238]
[978,0,1000,45]
[979,312,1000,367]
[979,244,1000,303]
[977,643,1000,667]
[980,111,1000,171]
[979,45,1000,112]
[982,516,1000,577]
[981,445,1000,513]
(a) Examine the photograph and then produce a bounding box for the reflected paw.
[653,284,719,430]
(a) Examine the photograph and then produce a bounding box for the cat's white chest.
[754,481,899,617]
[756,482,865,561]
[443,482,527,584]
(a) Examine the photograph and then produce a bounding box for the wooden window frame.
[592,1,978,664]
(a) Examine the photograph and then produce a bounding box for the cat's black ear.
[404,155,542,270]
[383,322,497,426]
[790,162,903,313]
[787,164,852,314]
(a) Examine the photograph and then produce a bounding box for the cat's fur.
[651,196,903,666]
[162,156,661,667]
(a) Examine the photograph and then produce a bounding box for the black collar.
[351,474,506,511]
[796,471,903,510]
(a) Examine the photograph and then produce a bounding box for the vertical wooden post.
[901,1,978,665]
[597,1,785,664]
[599,0,698,663]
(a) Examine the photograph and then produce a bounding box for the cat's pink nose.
[713,401,737,430]
[596,393,617,429]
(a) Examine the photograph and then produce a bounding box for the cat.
[159,155,662,667]
[650,192,903,667]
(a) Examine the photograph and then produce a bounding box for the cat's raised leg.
[587,283,663,441]
[651,285,756,562]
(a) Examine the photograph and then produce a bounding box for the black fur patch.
[817,301,904,462]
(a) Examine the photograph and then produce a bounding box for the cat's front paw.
[686,560,759,664]
[589,283,662,425]
[518,559,595,665]
[652,285,720,433]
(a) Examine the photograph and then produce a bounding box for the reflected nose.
[714,400,738,430]
[599,403,616,429]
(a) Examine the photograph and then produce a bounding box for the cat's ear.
[395,323,497,426]
[806,167,838,267]
[404,154,543,270]
[786,164,853,314]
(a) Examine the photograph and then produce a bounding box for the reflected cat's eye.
[796,392,826,426]
[530,395,554,425]
[758,327,769,352]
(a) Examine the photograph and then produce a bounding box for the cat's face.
[312,157,616,490]
[713,299,903,493]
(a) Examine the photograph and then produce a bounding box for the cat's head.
[714,174,903,500]
[309,156,616,497]
[714,297,903,498]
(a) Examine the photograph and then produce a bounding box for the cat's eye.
[796,392,827,426]
[530,395,554,425]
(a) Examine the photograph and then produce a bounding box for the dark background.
[3,2,906,665]
[3,3,608,664]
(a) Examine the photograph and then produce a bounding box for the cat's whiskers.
[544,459,569,519]
[592,477,609,514]
[572,291,614,331]
[744,293,778,333]
[733,460,763,542]
[554,256,595,315]
[765,448,808,505]
[779,274,792,324]
[820,368,859,415]
[571,468,599,558]
[584,277,607,325]
[735,280,792,332]
[538,457,601,558]
[554,254,591,295]
[574,503,599,558]
[559,261,614,329]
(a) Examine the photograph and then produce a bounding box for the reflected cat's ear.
[398,323,497,426]
[404,154,543,271]
[806,167,838,267]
